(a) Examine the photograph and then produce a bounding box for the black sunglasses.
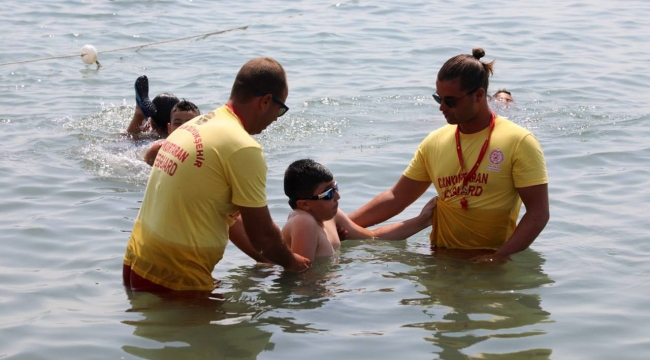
[432,86,481,108]
[305,182,339,201]
[255,92,289,117]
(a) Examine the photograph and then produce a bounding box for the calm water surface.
[1,1,649,359]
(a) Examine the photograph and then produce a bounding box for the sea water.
[1,0,649,359]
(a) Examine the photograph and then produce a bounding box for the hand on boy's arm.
[336,226,349,241]
[238,206,311,272]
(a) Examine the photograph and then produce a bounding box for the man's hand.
[286,252,311,272]
[337,226,349,241]
[239,205,310,270]
[417,196,438,222]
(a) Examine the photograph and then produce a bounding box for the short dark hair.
[230,57,287,103]
[438,48,495,93]
[284,159,333,209]
[172,99,200,115]
[151,93,180,134]
[493,88,511,97]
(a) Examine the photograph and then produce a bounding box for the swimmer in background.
[126,75,179,138]
[144,100,201,166]
[492,88,514,104]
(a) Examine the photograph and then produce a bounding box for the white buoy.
[80,44,101,67]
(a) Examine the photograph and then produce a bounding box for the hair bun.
[472,48,485,60]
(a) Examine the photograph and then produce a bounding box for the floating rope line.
[0,1,353,68]
[0,25,249,67]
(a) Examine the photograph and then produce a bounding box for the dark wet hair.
[438,48,495,94]
[284,159,333,209]
[172,99,200,115]
[230,57,287,103]
[151,93,180,134]
[493,88,511,96]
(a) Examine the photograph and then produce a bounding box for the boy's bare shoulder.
[285,210,320,228]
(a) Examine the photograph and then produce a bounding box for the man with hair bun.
[123,57,310,293]
[350,48,549,263]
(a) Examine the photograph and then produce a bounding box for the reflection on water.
[121,259,339,359]
[395,248,554,359]
[122,289,273,359]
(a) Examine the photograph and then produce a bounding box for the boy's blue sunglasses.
[306,182,339,200]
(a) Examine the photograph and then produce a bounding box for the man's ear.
[475,87,486,102]
[258,93,272,112]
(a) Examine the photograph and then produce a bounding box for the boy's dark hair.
[151,93,180,134]
[172,99,201,115]
[284,159,333,209]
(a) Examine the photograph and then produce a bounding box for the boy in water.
[126,75,180,138]
[282,159,437,261]
[144,100,201,166]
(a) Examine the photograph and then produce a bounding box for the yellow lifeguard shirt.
[404,116,548,249]
[124,105,267,290]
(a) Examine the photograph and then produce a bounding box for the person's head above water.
[168,100,200,133]
[228,57,289,135]
[493,89,514,104]
[230,57,288,103]
[150,93,180,136]
[433,48,495,132]
[284,159,335,211]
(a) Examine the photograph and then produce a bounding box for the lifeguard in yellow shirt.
[123,57,311,292]
[349,48,549,264]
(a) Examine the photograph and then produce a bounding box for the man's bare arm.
[349,176,430,227]
[370,196,436,239]
[338,197,436,240]
[473,184,549,263]
[229,215,270,263]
